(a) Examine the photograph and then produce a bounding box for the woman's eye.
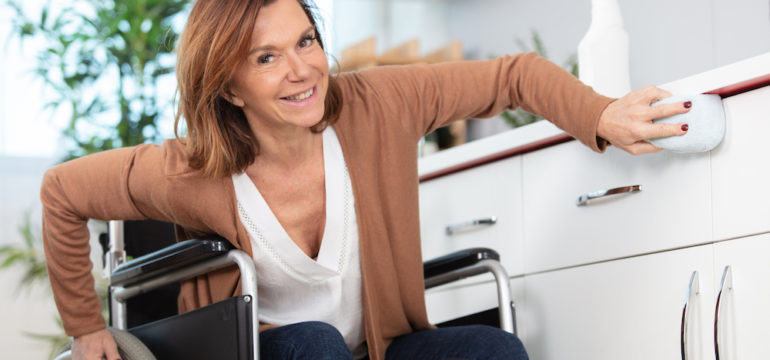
[257,54,275,64]
[299,35,316,48]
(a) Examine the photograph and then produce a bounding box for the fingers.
[72,329,121,360]
[635,122,688,140]
[633,85,672,105]
[617,141,663,155]
[650,100,690,120]
[103,341,122,360]
[597,85,693,156]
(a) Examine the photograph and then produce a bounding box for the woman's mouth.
[280,86,317,106]
[283,87,314,101]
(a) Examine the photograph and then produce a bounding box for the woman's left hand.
[597,85,691,155]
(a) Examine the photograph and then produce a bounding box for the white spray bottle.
[578,0,632,98]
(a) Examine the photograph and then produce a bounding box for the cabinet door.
[711,85,770,240]
[522,141,711,273]
[418,157,524,276]
[521,245,715,360]
[713,233,770,359]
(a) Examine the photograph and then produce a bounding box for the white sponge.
[649,93,726,153]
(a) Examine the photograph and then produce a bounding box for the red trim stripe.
[418,133,573,182]
[705,73,770,97]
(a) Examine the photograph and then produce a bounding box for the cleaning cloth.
[649,93,726,152]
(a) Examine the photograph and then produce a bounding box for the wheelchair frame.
[105,220,260,359]
[57,220,517,359]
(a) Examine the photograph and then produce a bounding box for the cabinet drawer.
[522,141,711,273]
[712,86,770,240]
[419,157,523,276]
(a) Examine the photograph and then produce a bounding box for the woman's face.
[228,0,329,133]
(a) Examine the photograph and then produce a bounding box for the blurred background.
[1,0,768,358]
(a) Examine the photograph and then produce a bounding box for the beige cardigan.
[40,53,612,359]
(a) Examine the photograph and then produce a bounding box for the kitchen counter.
[418,51,770,358]
[418,51,770,181]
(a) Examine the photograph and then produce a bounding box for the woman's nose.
[285,52,312,81]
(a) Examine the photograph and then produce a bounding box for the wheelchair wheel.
[54,327,156,360]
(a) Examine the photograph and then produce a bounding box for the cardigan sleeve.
[40,145,165,337]
[337,52,614,152]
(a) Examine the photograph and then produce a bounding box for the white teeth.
[285,88,313,101]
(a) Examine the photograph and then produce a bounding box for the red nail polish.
[682,124,689,131]
[684,101,692,109]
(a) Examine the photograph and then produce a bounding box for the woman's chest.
[254,172,327,258]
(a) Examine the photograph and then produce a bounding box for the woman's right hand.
[71,328,121,360]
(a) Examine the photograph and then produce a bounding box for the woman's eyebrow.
[248,25,315,55]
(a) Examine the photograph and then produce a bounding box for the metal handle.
[714,265,733,360]
[445,217,497,235]
[576,185,642,206]
[681,271,700,360]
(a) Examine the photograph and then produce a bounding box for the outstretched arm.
[338,52,688,153]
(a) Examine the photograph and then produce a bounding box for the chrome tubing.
[110,249,260,359]
[424,259,516,334]
[680,271,700,360]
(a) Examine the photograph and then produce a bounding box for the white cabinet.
[711,86,770,240]
[521,140,711,273]
[418,156,524,276]
[713,233,770,359]
[418,69,769,360]
[521,245,715,360]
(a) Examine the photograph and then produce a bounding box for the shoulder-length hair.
[174,0,343,178]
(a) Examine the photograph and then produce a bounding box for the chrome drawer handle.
[715,265,733,360]
[576,185,642,206]
[681,271,700,360]
[445,217,497,235]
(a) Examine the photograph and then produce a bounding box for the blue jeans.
[259,321,528,360]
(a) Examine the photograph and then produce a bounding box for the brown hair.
[174,0,343,178]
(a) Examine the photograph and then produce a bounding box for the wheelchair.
[55,219,517,359]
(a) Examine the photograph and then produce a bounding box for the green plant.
[0,211,67,358]
[6,0,191,160]
[0,210,111,359]
[0,211,47,292]
[500,30,579,128]
[4,1,191,357]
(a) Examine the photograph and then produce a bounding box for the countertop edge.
[418,52,770,180]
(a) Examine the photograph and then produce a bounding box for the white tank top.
[232,127,366,357]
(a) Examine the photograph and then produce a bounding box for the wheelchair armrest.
[423,247,500,279]
[111,237,234,286]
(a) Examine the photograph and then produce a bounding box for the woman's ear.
[223,89,245,107]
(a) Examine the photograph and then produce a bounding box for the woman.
[41,0,691,359]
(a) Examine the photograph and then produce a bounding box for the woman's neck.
[248,123,323,172]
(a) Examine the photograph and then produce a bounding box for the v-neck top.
[232,127,365,355]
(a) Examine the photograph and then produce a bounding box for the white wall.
[446,0,770,90]
[329,0,770,139]
[333,0,450,56]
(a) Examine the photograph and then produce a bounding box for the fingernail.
[684,101,692,109]
[682,124,689,132]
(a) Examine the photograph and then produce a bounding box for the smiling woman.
[175,0,342,179]
[40,0,692,359]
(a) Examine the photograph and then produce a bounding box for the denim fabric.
[385,325,529,360]
[259,321,353,360]
[259,322,528,360]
